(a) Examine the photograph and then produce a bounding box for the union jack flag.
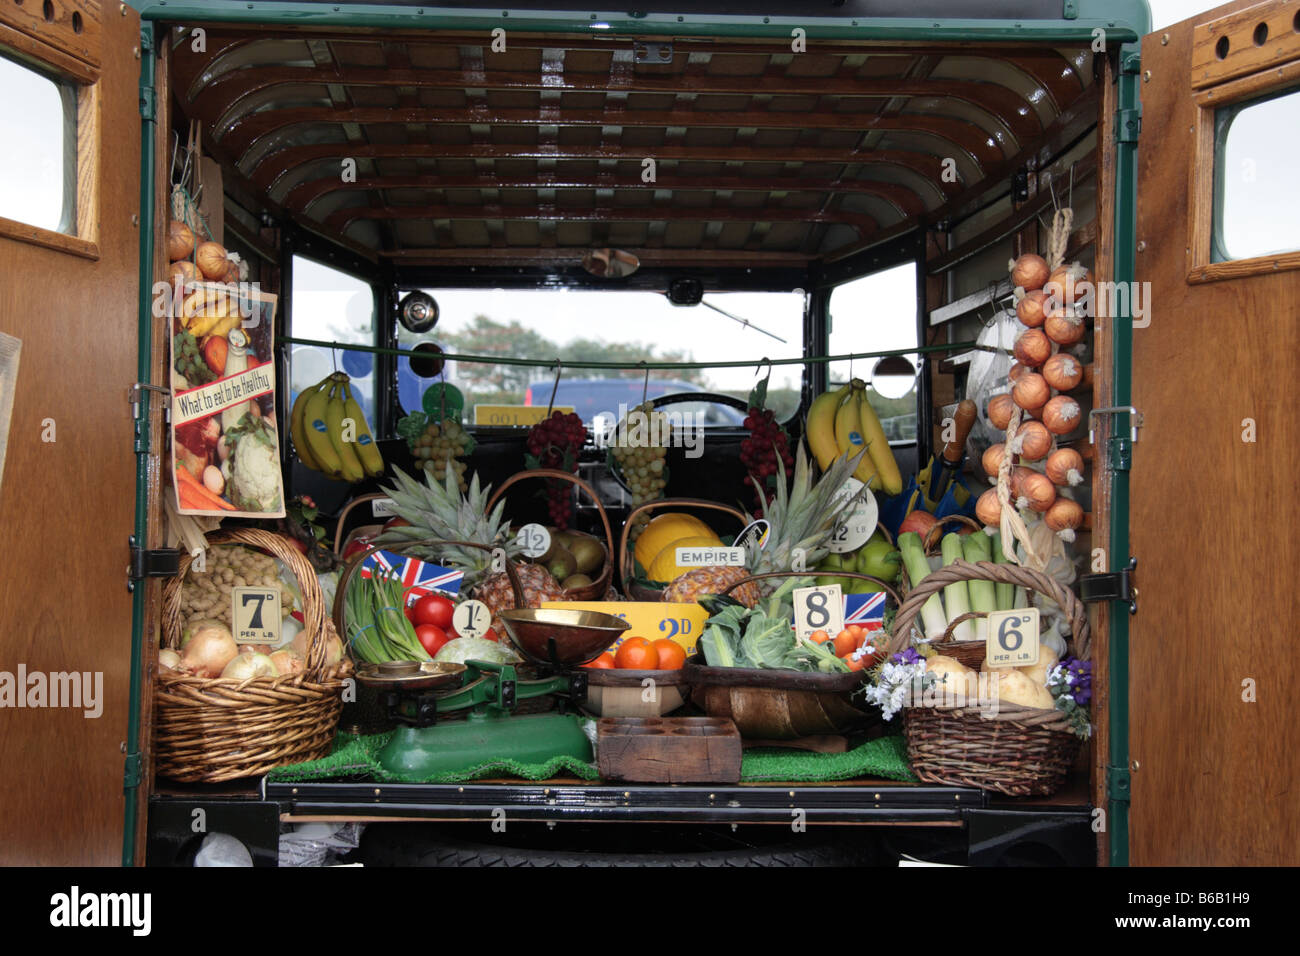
[844,591,887,630]
[359,549,463,603]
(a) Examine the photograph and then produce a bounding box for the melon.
[633,513,720,572]
[647,535,725,584]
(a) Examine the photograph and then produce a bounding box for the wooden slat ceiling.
[170,29,1094,266]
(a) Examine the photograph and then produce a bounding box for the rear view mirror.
[869,355,917,400]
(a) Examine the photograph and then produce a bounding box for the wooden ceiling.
[170,28,1095,268]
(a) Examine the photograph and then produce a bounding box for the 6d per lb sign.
[986,607,1040,667]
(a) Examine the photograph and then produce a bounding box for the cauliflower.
[224,413,282,513]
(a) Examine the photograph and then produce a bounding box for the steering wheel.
[647,391,751,417]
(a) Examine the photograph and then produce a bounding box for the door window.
[289,256,376,422]
[1214,86,1300,262]
[0,53,75,233]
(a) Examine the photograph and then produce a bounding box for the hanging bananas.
[291,371,385,482]
[803,378,903,496]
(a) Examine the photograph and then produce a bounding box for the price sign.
[674,545,745,568]
[452,599,492,640]
[735,519,770,563]
[985,608,1040,667]
[792,584,845,644]
[232,586,281,646]
[371,497,399,518]
[827,480,879,554]
[515,523,551,558]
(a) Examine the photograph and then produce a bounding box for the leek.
[962,533,995,643]
[990,530,1014,610]
[940,533,974,642]
[897,532,948,641]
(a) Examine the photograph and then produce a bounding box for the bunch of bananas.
[806,379,903,495]
[181,289,243,340]
[290,372,384,483]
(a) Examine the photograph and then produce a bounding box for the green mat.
[266,731,916,785]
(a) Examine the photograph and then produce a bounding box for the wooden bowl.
[581,667,689,718]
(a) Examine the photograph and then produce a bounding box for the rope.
[996,406,1045,570]
[1046,207,1074,271]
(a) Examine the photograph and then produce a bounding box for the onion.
[981,443,1007,477]
[292,629,344,667]
[237,643,273,655]
[1041,396,1082,435]
[1007,362,1031,384]
[1042,352,1084,391]
[1045,497,1084,532]
[1016,289,1049,328]
[1046,448,1086,486]
[1014,420,1053,460]
[169,259,197,287]
[1044,306,1086,345]
[221,260,241,285]
[1010,466,1036,498]
[1021,472,1058,512]
[1012,373,1050,411]
[167,220,195,262]
[1045,264,1093,309]
[987,393,1016,431]
[1009,253,1050,291]
[269,649,306,677]
[221,652,278,681]
[975,488,1003,526]
[1013,328,1052,367]
[179,621,238,678]
[159,649,182,671]
[195,241,229,280]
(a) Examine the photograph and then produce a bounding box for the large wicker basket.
[618,498,748,601]
[887,559,1089,797]
[155,528,350,783]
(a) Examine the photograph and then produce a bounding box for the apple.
[855,538,902,583]
[898,510,938,538]
[383,517,411,531]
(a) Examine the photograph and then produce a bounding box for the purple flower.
[894,647,923,667]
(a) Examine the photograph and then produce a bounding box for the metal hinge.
[138,23,156,120]
[1089,405,1142,472]
[123,752,143,790]
[1080,557,1138,615]
[130,383,169,454]
[128,536,184,589]
[1107,764,1132,803]
[1115,107,1141,143]
[633,41,673,66]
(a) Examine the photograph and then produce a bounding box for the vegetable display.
[699,579,851,674]
[178,545,296,635]
[343,570,433,664]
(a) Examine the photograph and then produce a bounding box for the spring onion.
[343,569,432,663]
[990,530,1014,611]
[940,533,974,642]
[897,532,948,641]
[962,533,995,643]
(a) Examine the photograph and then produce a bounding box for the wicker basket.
[486,468,615,601]
[618,498,748,600]
[156,528,350,783]
[887,559,1089,797]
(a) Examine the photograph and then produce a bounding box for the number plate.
[986,608,1040,667]
[793,584,845,643]
[452,599,492,640]
[231,586,282,646]
[515,523,552,558]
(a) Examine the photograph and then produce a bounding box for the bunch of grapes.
[411,418,471,493]
[526,410,587,529]
[610,401,670,541]
[740,406,794,516]
[173,330,215,387]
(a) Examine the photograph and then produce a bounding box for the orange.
[809,629,831,644]
[833,629,858,658]
[650,639,686,670]
[614,637,659,670]
[583,652,615,669]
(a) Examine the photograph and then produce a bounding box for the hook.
[639,361,650,406]
[1047,175,1060,214]
[1067,162,1075,210]
[546,359,563,417]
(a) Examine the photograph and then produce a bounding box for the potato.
[926,655,979,702]
[991,669,1055,709]
[1017,649,1060,688]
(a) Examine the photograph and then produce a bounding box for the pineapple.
[376,467,565,631]
[660,446,860,607]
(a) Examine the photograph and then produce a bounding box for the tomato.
[650,639,686,670]
[404,605,418,625]
[481,628,499,643]
[342,535,374,561]
[415,624,450,657]
[582,652,616,670]
[412,593,455,630]
[833,629,858,658]
[809,629,831,644]
[383,517,412,530]
[614,637,659,670]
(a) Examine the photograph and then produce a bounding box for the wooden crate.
[596,717,741,784]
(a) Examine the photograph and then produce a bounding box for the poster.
[169,281,284,517]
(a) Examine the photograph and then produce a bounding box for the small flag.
[845,591,887,630]
[359,549,463,602]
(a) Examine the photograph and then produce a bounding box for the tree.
[559,338,710,386]
[440,315,559,392]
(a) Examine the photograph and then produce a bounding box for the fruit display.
[805,380,903,496]
[813,532,901,594]
[405,417,472,493]
[518,526,608,592]
[524,411,586,529]
[739,376,795,516]
[609,402,670,543]
[291,372,385,484]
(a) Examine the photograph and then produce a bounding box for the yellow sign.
[231,586,282,646]
[985,608,1040,667]
[473,405,576,427]
[539,601,711,655]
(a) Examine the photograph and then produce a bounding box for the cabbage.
[434,637,520,665]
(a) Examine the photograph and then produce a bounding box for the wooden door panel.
[1131,0,1300,865]
[0,2,141,865]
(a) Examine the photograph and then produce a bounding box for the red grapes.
[740,406,794,516]
[526,410,586,529]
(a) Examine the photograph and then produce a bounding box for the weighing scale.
[354,608,630,776]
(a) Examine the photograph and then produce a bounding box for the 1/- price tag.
[515,523,551,558]
[985,608,1040,667]
[452,599,492,640]
[792,584,845,643]
[231,586,281,646]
